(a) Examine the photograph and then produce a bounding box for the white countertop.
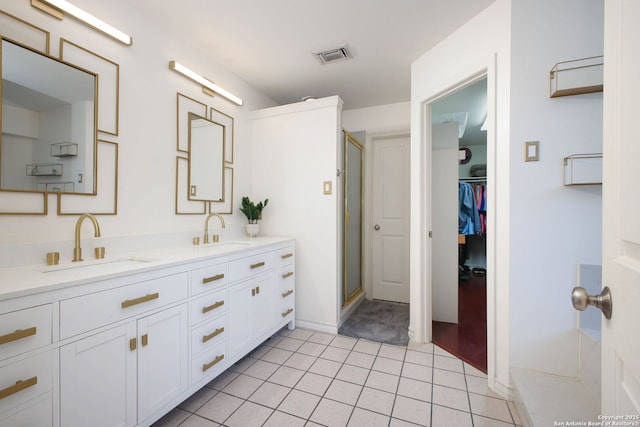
[0,236,294,301]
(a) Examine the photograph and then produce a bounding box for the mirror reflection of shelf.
[26,163,63,176]
[550,55,603,98]
[51,142,78,157]
[563,153,602,186]
[36,182,75,192]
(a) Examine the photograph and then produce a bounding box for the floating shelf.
[51,142,78,157]
[550,56,603,98]
[26,163,63,176]
[564,153,602,186]
[36,182,75,192]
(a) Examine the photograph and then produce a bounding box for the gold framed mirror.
[187,112,225,202]
[1,37,97,195]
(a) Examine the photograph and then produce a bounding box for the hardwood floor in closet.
[432,274,487,373]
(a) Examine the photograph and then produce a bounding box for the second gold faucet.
[204,213,225,244]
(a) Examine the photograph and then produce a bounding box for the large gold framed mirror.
[1,37,97,195]
[187,112,225,201]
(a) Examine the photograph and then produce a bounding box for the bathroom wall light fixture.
[169,61,243,106]
[31,0,132,45]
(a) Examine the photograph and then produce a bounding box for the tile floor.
[152,328,522,427]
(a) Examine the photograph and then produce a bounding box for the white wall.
[342,102,410,135]
[410,0,512,395]
[0,0,276,252]
[251,97,343,332]
[509,0,603,378]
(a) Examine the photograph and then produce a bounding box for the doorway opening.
[430,78,488,373]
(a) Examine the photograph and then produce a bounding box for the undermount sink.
[41,257,154,275]
[197,242,250,251]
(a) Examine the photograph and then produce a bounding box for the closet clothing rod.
[460,177,487,183]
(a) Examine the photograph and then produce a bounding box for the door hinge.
[428,231,433,238]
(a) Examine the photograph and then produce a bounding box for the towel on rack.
[459,181,481,235]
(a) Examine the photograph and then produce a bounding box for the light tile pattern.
[152,328,522,427]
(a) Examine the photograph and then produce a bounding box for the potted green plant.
[240,196,268,236]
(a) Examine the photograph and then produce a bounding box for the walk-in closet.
[431,78,488,373]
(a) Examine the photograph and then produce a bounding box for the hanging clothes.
[472,183,487,234]
[458,181,481,235]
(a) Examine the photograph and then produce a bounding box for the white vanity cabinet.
[0,237,295,427]
[59,272,189,427]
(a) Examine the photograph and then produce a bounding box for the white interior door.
[372,135,410,303]
[431,123,460,324]
[601,0,640,416]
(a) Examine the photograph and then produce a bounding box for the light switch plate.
[525,141,539,162]
[323,181,332,195]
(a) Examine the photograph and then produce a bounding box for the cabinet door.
[60,323,137,427]
[227,278,255,358]
[253,271,275,339]
[137,303,188,423]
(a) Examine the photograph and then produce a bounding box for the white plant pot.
[246,223,260,237]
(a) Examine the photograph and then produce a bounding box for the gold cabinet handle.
[121,292,159,309]
[130,338,137,351]
[281,253,293,259]
[141,334,148,347]
[202,273,224,284]
[256,286,260,295]
[282,308,294,317]
[282,272,294,279]
[251,288,256,297]
[282,290,294,298]
[0,376,38,400]
[0,327,37,346]
[202,327,224,343]
[202,354,225,372]
[202,300,225,314]
[250,261,265,269]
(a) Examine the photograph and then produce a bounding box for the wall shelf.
[563,153,602,186]
[36,182,75,192]
[51,142,78,157]
[26,163,63,176]
[550,56,603,98]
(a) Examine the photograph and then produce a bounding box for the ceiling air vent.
[314,46,352,64]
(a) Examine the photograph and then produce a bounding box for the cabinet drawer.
[0,394,52,427]
[278,304,295,322]
[0,351,52,415]
[191,341,227,385]
[0,305,52,360]
[190,288,226,326]
[275,246,295,268]
[190,263,227,296]
[191,316,226,356]
[277,266,295,289]
[60,272,188,339]
[228,251,275,282]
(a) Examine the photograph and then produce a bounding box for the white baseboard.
[295,319,338,335]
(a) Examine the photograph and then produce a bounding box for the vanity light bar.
[169,61,244,106]
[32,0,132,46]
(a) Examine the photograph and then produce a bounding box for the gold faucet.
[204,213,225,244]
[73,213,101,262]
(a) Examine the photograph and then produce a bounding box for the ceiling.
[123,0,495,110]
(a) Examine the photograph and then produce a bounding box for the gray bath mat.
[338,299,409,346]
